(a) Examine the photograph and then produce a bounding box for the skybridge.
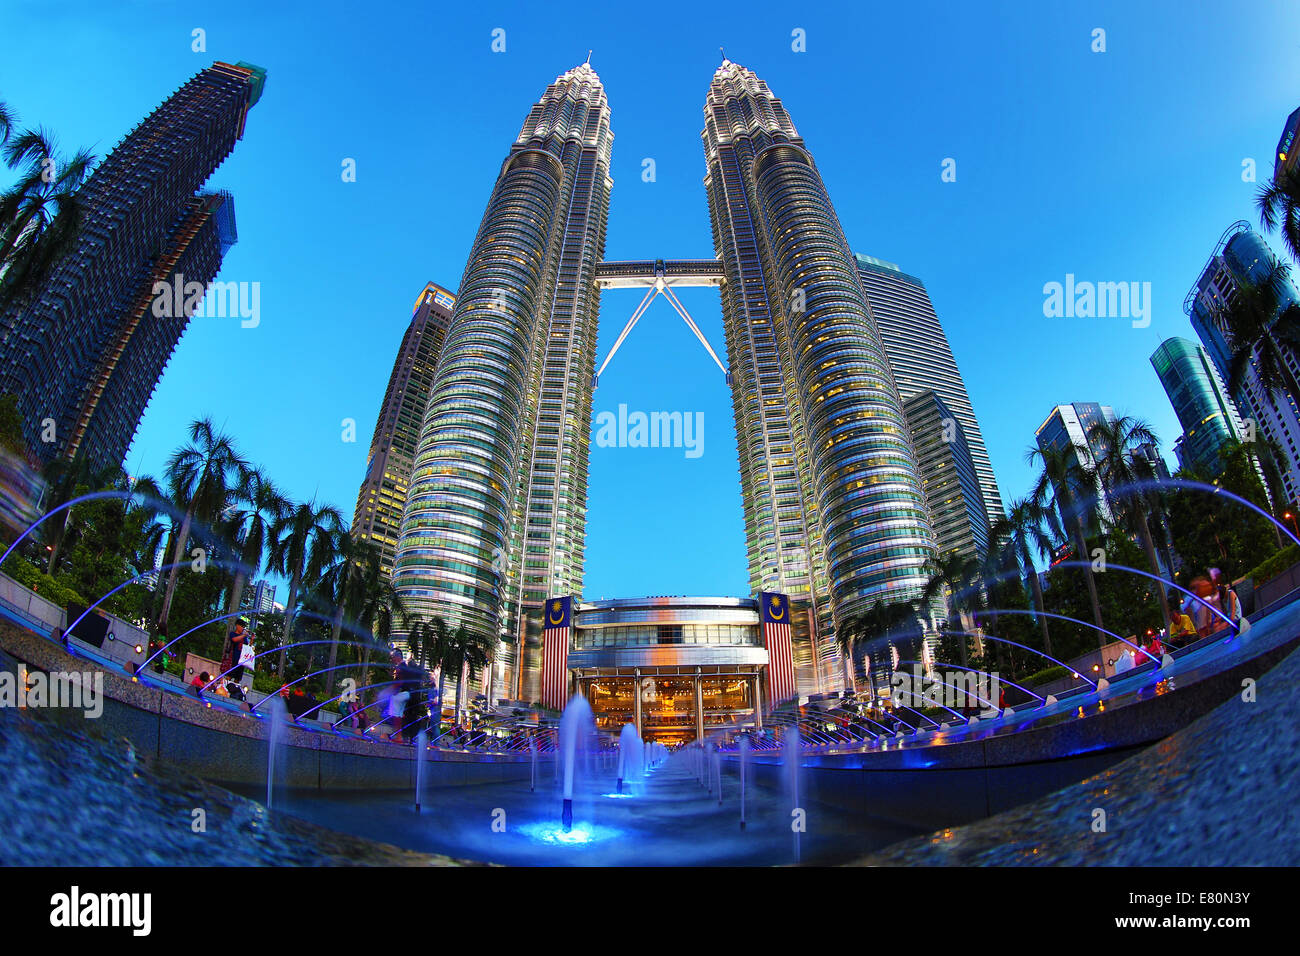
[592,258,730,386]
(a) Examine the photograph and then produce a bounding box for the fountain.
[558,694,594,831]
[414,729,427,813]
[712,743,722,805]
[616,723,641,794]
[739,735,749,830]
[264,693,288,811]
[529,735,538,792]
[784,725,802,863]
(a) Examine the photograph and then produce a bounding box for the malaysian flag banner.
[541,596,572,711]
[760,591,796,706]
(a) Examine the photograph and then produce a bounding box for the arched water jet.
[1052,560,1237,637]
[894,661,1002,714]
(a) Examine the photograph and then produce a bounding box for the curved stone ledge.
[732,629,1300,831]
[0,621,529,792]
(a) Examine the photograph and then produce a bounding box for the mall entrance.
[575,665,764,743]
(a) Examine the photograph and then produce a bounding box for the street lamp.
[1285,512,1300,538]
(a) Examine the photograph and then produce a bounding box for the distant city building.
[1134,442,1172,482]
[1185,222,1300,504]
[352,282,456,580]
[1035,402,1117,527]
[1150,336,1247,477]
[1276,105,1299,179]
[855,253,1005,535]
[0,61,266,469]
[240,579,277,619]
[902,390,991,563]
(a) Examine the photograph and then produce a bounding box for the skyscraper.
[702,60,937,690]
[392,63,612,700]
[855,253,1005,533]
[1276,105,1299,179]
[1185,221,1300,503]
[903,390,991,563]
[352,282,456,580]
[0,61,266,468]
[1150,336,1248,476]
[1035,402,1117,527]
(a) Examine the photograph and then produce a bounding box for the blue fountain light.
[519,821,622,846]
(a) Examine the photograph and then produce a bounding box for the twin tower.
[391,60,938,699]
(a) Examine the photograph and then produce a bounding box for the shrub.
[1,556,87,607]
[1245,544,1300,586]
[1023,664,1070,686]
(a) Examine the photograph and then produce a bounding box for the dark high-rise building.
[1276,105,1299,180]
[702,60,937,693]
[1035,402,1117,528]
[854,253,1004,534]
[352,282,456,580]
[393,63,612,701]
[1150,336,1248,477]
[0,61,266,468]
[903,390,991,563]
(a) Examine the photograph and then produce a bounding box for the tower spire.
[586,49,592,65]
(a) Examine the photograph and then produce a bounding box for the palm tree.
[0,120,95,311]
[1028,442,1106,646]
[221,466,288,662]
[269,499,343,675]
[440,624,496,728]
[38,455,121,574]
[921,551,984,666]
[408,616,453,723]
[1216,259,1300,423]
[837,600,919,696]
[995,498,1057,656]
[1258,163,1300,266]
[1088,416,1172,627]
[314,528,381,696]
[156,419,246,633]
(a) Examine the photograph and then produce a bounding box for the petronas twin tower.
[393,60,936,699]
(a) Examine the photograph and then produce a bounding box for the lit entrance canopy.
[592,258,729,386]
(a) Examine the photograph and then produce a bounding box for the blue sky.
[4,0,1299,599]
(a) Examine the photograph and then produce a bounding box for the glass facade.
[701,61,937,694]
[902,390,991,562]
[855,254,1005,534]
[1150,336,1246,477]
[352,282,456,581]
[393,64,612,701]
[568,597,768,742]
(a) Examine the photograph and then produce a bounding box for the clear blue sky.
[4,0,1299,599]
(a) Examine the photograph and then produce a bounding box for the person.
[1189,575,1219,638]
[1211,572,1242,636]
[190,671,210,699]
[1167,599,1197,646]
[224,617,251,672]
[1142,631,1165,665]
[1114,648,1135,675]
[285,685,318,721]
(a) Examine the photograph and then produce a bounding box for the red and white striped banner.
[760,591,796,706]
[541,596,571,711]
